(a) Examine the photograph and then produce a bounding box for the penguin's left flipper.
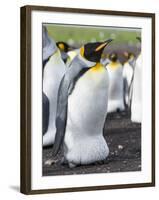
[42,92,50,135]
[52,60,90,157]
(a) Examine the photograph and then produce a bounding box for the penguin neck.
[109,61,120,69]
[90,62,105,72]
[78,54,96,68]
[49,49,62,63]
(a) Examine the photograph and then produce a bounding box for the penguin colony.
[42,27,142,168]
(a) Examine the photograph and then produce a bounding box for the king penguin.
[50,39,113,168]
[131,53,142,123]
[122,52,136,108]
[131,37,142,123]
[42,28,67,147]
[106,53,125,113]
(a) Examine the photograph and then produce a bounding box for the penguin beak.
[95,39,113,52]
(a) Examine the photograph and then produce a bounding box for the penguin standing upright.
[42,28,66,147]
[122,52,136,108]
[42,26,55,135]
[50,39,112,168]
[131,53,142,123]
[106,53,125,113]
[131,37,142,123]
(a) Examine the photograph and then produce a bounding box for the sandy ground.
[42,110,141,176]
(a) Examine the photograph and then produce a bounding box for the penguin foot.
[93,160,105,165]
[44,158,58,166]
[68,162,76,168]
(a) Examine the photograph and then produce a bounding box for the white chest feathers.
[131,54,142,123]
[64,63,109,166]
[43,50,66,147]
[123,62,134,107]
[106,62,125,113]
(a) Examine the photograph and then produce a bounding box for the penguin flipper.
[42,92,50,135]
[52,75,69,157]
[52,57,90,157]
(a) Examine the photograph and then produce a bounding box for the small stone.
[44,159,57,166]
[118,145,124,150]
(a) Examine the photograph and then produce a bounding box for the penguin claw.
[44,158,58,166]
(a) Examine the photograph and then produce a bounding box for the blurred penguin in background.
[42,26,55,135]
[106,52,125,113]
[47,39,113,168]
[123,52,136,108]
[43,26,57,67]
[56,41,72,63]
[42,26,67,147]
[131,37,142,123]
[56,41,80,67]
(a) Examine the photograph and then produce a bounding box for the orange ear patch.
[80,46,85,57]
[58,43,65,51]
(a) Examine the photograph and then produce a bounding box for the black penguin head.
[81,39,113,62]
[56,41,71,52]
[109,52,118,62]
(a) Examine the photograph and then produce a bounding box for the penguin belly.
[107,64,125,113]
[123,63,134,106]
[43,51,66,147]
[131,55,142,123]
[64,66,109,166]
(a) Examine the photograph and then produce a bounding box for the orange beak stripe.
[95,42,107,52]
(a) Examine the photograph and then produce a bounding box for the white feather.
[43,50,66,146]
[64,65,109,165]
[123,62,134,106]
[107,62,125,113]
[131,54,142,123]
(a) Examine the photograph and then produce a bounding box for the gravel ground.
[43,110,141,176]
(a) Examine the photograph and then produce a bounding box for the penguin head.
[123,51,135,60]
[109,52,118,62]
[123,51,135,61]
[80,39,113,63]
[56,41,71,53]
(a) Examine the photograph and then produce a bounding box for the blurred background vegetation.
[44,24,141,62]
[45,24,141,46]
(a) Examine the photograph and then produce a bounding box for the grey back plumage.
[42,26,57,61]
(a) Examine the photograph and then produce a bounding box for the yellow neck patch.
[108,62,120,69]
[90,62,104,72]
